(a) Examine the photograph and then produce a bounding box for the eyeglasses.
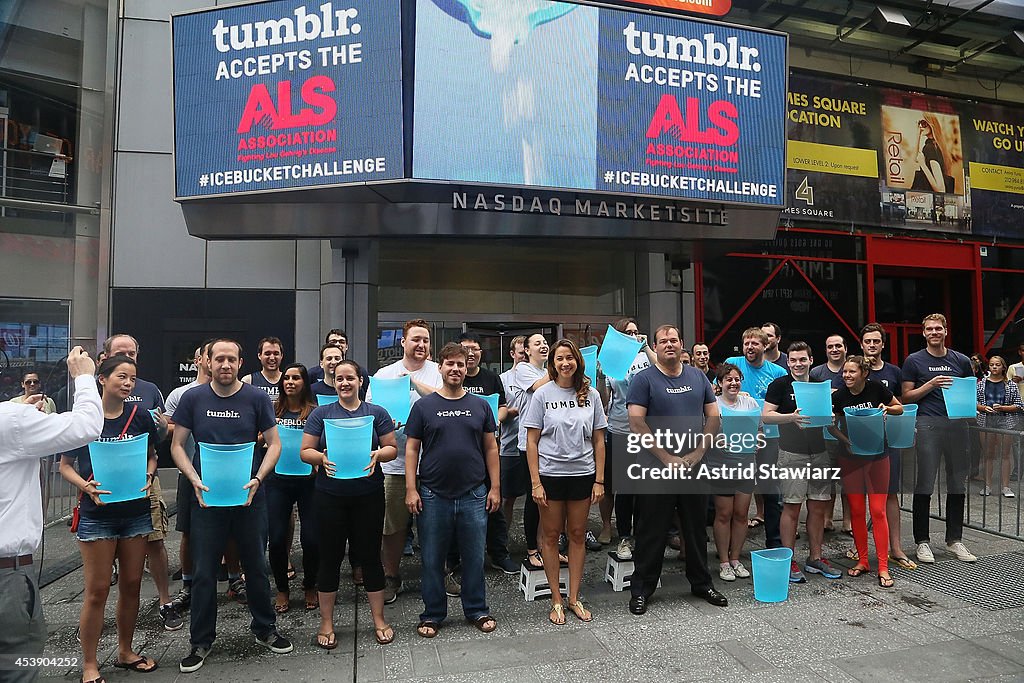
[624,330,639,336]
[24,379,40,385]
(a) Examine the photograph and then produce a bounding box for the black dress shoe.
[628,594,647,615]
[692,586,728,607]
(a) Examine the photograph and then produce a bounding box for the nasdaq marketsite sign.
[412,0,786,207]
[172,0,404,199]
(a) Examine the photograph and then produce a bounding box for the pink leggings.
[840,456,889,574]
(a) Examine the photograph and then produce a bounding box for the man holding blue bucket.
[170,339,292,673]
[901,313,977,565]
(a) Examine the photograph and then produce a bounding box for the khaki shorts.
[146,475,169,542]
[382,474,411,536]
[778,448,834,504]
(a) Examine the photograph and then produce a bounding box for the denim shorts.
[77,512,154,542]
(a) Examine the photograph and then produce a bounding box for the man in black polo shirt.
[170,339,292,672]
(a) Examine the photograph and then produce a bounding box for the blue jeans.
[189,494,275,648]
[417,483,489,624]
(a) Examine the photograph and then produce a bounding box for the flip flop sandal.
[469,615,497,633]
[274,595,290,614]
[81,677,106,683]
[526,551,544,569]
[847,565,870,577]
[846,548,860,562]
[549,603,566,625]
[286,565,296,580]
[315,632,338,650]
[417,621,440,638]
[878,574,895,588]
[747,517,765,529]
[375,625,395,645]
[305,591,318,611]
[891,555,918,570]
[113,656,158,673]
[567,599,592,623]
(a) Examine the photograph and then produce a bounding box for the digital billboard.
[172,0,404,198]
[412,0,788,207]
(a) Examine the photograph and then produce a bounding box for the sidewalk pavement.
[34,485,1024,682]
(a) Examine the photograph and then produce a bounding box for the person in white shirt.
[0,347,103,682]
[371,319,442,604]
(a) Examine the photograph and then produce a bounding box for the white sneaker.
[616,537,633,561]
[731,562,750,578]
[916,542,935,564]
[980,486,992,496]
[1002,487,1015,498]
[946,542,977,563]
[719,564,736,581]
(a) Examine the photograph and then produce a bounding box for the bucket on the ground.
[580,345,598,385]
[792,381,833,427]
[942,377,977,419]
[597,325,643,381]
[369,376,411,424]
[844,407,885,456]
[885,404,918,449]
[275,425,312,476]
[316,394,337,406]
[198,442,255,507]
[751,547,794,603]
[88,433,149,503]
[720,405,761,454]
[324,416,374,479]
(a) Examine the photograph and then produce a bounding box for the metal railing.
[41,454,78,529]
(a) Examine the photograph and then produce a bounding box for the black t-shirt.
[172,383,277,482]
[764,375,826,455]
[70,405,156,519]
[405,392,496,499]
[248,371,281,400]
[832,380,894,460]
[809,363,844,389]
[310,380,336,398]
[868,362,902,397]
[303,401,394,497]
[461,368,507,405]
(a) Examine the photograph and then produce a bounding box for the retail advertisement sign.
[172,0,404,198]
[783,72,1024,238]
[412,0,787,207]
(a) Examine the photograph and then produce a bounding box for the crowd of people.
[1,316,1022,681]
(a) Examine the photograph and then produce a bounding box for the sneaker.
[730,561,750,579]
[980,486,992,496]
[789,561,806,583]
[227,577,247,604]
[804,557,842,579]
[584,530,603,551]
[170,586,192,612]
[946,541,977,563]
[180,646,212,673]
[719,564,736,581]
[1002,487,1015,498]
[382,576,401,604]
[616,537,633,561]
[444,572,461,597]
[255,631,293,654]
[558,533,568,554]
[160,603,184,631]
[916,542,935,564]
[489,556,520,575]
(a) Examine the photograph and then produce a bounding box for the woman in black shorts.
[523,340,607,625]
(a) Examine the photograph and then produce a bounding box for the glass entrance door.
[466,323,559,375]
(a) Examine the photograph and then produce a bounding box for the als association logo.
[237,74,338,133]
[610,0,732,18]
[644,95,740,172]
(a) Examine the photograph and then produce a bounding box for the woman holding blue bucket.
[711,363,760,582]
[60,355,159,679]
[266,363,319,614]
[829,356,903,588]
[301,360,398,648]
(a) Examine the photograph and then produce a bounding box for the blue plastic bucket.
[755,399,779,439]
[369,376,411,424]
[823,426,837,441]
[793,381,833,427]
[324,416,374,479]
[942,377,977,418]
[885,404,918,449]
[597,324,643,382]
[844,407,885,456]
[316,393,337,406]
[751,547,794,603]
[720,405,760,454]
[275,425,312,476]
[198,442,255,507]
[580,345,598,385]
[88,433,149,503]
